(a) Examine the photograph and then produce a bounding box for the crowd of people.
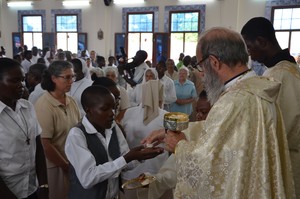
[1,16,300,199]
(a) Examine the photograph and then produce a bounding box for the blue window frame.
[171,12,199,32]
[56,15,78,32]
[21,15,43,50]
[22,16,42,32]
[128,13,153,32]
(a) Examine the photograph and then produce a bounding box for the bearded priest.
[142,27,295,198]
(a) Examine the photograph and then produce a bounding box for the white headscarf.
[142,79,164,125]
[142,68,158,83]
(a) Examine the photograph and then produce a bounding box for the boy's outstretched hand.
[124,145,164,163]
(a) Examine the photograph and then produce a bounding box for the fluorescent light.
[114,0,144,5]
[7,1,33,7]
[178,0,213,1]
[62,1,90,6]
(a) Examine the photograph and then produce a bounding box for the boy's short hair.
[0,58,21,79]
[81,85,112,111]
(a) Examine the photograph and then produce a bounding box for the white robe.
[121,104,169,181]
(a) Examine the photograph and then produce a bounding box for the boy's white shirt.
[65,116,139,199]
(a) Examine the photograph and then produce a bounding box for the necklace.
[3,109,30,145]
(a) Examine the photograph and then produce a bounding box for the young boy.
[65,85,164,199]
[0,58,48,199]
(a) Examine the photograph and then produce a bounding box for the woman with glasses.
[35,61,80,199]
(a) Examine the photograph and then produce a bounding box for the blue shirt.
[251,61,267,76]
[171,80,197,115]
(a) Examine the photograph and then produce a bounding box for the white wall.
[0,0,267,58]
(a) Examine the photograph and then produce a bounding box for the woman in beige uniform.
[35,61,80,199]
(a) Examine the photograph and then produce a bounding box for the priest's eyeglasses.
[196,54,221,69]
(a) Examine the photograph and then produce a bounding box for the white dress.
[121,104,169,180]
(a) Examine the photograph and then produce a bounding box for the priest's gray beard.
[203,63,225,105]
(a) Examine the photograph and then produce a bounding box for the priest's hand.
[141,128,166,146]
[164,130,186,153]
